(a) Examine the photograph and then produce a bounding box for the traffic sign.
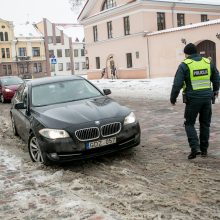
[51,57,57,64]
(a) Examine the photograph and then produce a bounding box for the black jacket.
[170,54,220,104]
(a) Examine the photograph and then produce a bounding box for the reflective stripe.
[192,79,211,90]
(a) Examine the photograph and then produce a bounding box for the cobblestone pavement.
[0,97,220,220]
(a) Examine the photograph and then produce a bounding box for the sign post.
[50,55,57,76]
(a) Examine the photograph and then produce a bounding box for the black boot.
[201,150,207,157]
[188,151,198,160]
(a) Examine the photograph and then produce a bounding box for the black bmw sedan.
[10,76,140,165]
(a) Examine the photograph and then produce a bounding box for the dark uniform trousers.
[184,97,212,152]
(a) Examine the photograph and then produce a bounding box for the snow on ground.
[91,77,174,101]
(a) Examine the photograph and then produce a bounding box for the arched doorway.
[196,40,216,64]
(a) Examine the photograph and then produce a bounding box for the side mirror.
[103,89,111,95]
[14,102,26,109]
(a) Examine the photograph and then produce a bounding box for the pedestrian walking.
[101,68,106,79]
[170,43,220,159]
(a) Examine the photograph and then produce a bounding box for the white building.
[56,24,87,76]
[35,18,74,76]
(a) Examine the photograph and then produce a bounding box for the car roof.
[27,75,84,87]
[0,76,22,79]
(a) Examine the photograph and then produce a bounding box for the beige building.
[78,0,220,79]
[0,18,47,78]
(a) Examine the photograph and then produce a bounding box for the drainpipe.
[171,3,176,28]
[146,34,151,79]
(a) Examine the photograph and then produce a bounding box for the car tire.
[28,134,50,165]
[11,115,18,136]
[0,94,4,103]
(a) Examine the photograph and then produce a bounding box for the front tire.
[0,94,5,103]
[11,115,18,136]
[28,134,50,165]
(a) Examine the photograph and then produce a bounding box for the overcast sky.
[1,0,220,24]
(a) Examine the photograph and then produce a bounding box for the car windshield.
[2,77,23,86]
[32,79,103,107]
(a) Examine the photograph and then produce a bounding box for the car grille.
[75,127,100,141]
[75,122,122,141]
[101,122,121,137]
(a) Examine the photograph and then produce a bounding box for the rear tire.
[28,134,50,165]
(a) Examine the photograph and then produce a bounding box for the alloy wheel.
[29,136,44,163]
[0,94,4,103]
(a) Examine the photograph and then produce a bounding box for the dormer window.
[102,0,116,11]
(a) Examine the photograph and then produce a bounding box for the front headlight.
[39,128,70,139]
[5,88,12,92]
[124,112,136,125]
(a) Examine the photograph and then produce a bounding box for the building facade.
[35,18,74,76]
[78,0,220,79]
[0,18,46,78]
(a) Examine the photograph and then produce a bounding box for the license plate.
[86,137,116,149]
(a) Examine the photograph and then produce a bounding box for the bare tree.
[69,0,86,12]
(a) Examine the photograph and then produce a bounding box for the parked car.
[0,76,24,103]
[10,76,141,165]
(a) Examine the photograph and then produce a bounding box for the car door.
[12,85,31,142]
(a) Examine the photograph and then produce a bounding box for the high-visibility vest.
[183,57,211,90]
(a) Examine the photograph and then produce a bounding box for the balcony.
[16,56,30,61]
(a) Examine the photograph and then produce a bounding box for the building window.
[66,62,71,71]
[48,36,53,44]
[6,48,10,58]
[126,53,132,68]
[136,51,139,59]
[75,62,79,70]
[74,49,78,57]
[49,50,54,58]
[93,26,98,42]
[81,49,85,56]
[86,57,89,69]
[124,16,130,35]
[102,0,116,10]
[58,63,63,71]
[107,21,113,39]
[82,62,86,69]
[96,57,100,69]
[1,48,5,58]
[33,63,42,73]
[157,12,166,31]
[0,32,4,41]
[32,47,40,57]
[57,49,62,57]
[201,14,208,22]
[19,63,28,74]
[4,32,8,41]
[56,36,61,43]
[177,13,185,27]
[3,65,12,75]
[65,49,70,57]
[19,48,27,57]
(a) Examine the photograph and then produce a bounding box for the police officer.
[170,43,219,159]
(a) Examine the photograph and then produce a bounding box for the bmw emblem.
[95,121,100,125]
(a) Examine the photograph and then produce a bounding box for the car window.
[32,79,103,107]
[1,77,23,86]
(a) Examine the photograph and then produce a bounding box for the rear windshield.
[1,77,23,86]
[32,79,103,107]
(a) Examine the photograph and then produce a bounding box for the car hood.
[32,97,130,129]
